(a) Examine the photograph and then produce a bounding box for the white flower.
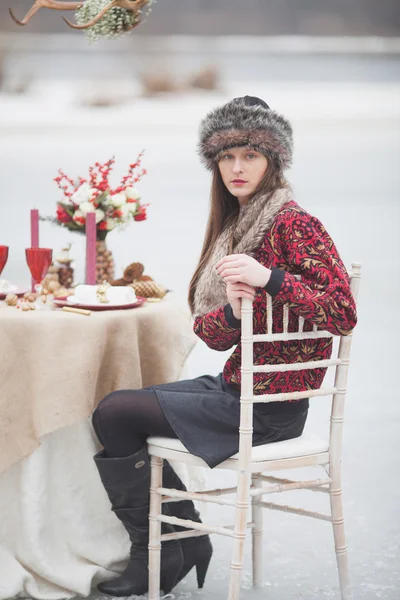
[79,201,96,215]
[110,192,126,207]
[76,181,91,195]
[71,182,96,206]
[125,186,141,201]
[118,204,131,219]
[127,202,139,215]
[73,207,104,224]
[72,209,84,222]
[106,219,116,231]
[95,209,105,223]
[78,203,104,223]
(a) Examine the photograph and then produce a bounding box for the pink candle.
[31,209,39,247]
[30,209,39,291]
[85,212,96,285]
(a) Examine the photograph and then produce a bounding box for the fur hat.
[198,95,293,172]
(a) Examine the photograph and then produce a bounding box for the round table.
[0,292,204,599]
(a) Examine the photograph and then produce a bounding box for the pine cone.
[129,281,167,299]
[110,278,130,287]
[124,262,144,282]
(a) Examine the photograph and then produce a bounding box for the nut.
[48,280,61,292]
[24,292,37,302]
[53,287,69,298]
[5,293,18,306]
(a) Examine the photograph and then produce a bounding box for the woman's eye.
[247,153,256,159]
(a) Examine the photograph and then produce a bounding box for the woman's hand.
[226,282,256,320]
[216,254,272,288]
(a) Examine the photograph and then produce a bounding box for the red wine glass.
[0,246,9,277]
[25,248,52,303]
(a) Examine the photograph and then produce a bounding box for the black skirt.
[145,373,308,469]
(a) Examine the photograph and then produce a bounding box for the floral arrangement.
[76,0,155,43]
[44,154,148,241]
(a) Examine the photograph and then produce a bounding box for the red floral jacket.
[193,201,357,396]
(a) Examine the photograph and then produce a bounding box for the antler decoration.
[9,0,150,31]
[9,1,83,26]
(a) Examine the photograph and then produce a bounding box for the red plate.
[0,289,29,300]
[53,296,147,311]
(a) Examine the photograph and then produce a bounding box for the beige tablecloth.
[0,292,198,474]
[0,293,208,599]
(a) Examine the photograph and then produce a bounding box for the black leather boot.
[93,447,183,597]
[163,461,213,588]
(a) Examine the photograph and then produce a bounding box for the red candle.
[30,209,39,291]
[86,212,96,285]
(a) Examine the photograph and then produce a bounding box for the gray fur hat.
[198,95,293,171]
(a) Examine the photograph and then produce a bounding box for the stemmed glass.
[25,248,53,308]
[0,246,9,277]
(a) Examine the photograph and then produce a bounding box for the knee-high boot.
[163,461,213,588]
[93,447,183,597]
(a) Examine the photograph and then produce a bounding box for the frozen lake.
[0,49,399,598]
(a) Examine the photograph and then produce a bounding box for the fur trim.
[198,98,293,171]
[193,185,293,317]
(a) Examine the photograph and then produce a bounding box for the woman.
[92,95,357,596]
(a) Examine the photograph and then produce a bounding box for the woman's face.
[218,146,268,205]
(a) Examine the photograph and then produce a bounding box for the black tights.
[92,389,177,458]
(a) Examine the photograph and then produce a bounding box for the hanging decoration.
[9,0,154,41]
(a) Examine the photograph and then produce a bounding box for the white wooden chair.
[147,262,361,600]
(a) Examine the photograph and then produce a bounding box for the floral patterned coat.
[193,200,357,397]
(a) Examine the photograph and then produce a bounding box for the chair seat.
[148,431,329,463]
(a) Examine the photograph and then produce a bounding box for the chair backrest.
[238,263,362,471]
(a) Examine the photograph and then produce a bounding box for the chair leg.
[148,455,164,600]
[251,476,264,589]
[228,475,250,599]
[330,475,353,600]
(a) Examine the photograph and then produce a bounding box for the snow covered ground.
[0,49,399,599]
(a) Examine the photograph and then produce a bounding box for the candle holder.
[25,248,53,310]
[0,246,9,277]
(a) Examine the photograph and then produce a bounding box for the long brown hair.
[188,152,285,314]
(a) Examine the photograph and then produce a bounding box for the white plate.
[67,295,137,308]
[0,284,18,294]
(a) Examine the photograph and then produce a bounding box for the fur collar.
[193,185,293,317]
